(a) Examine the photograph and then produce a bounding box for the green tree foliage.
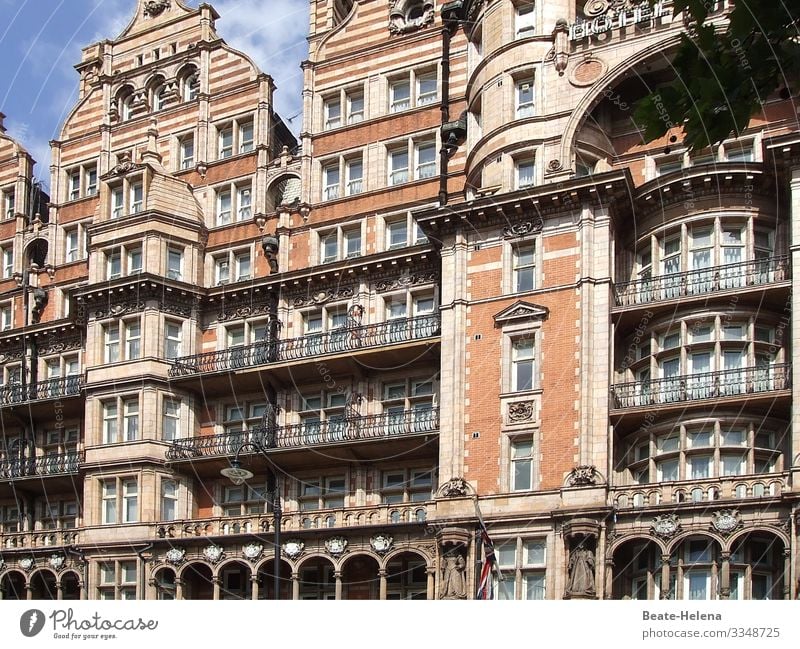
[634,1,800,150]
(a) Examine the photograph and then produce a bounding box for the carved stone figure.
[566,546,596,596]
[439,549,467,599]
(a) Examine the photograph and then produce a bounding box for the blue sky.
[0,0,309,189]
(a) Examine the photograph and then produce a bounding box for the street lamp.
[220,443,282,600]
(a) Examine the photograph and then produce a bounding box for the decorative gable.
[493,300,549,326]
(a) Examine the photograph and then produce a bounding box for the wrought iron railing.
[611,364,791,409]
[168,314,440,378]
[166,407,440,460]
[614,256,789,307]
[0,376,84,406]
[0,451,83,479]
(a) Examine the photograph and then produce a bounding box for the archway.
[668,534,723,600]
[728,531,786,600]
[153,567,176,600]
[610,538,665,600]
[297,556,335,600]
[385,551,428,600]
[218,561,251,600]
[256,559,292,600]
[181,563,213,600]
[0,571,26,599]
[341,554,379,600]
[29,569,58,600]
[60,571,81,600]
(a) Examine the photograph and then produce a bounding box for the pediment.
[493,300,549,325]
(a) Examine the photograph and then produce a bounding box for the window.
[324,97,341,129]
[381,468,434,504]
[179,134,194,170]
[216,116,254,159]
[511,336,535,391]
[97,561,138,600]
[103,318,141,362]
[2,189,15,219]
[0,504,20,533]
[101,477,138,524]
[415,141,436,178]
[104,244,141,279]
[222,401,268,436]
[152,83,168,111]
[655,157,684,177]
[109,176,144,218]
[164,321,183,360]
[512,242,536,292]
[299,475,347,511]
[510,438,534,491]
[389,147,409,185]
[102,396,139,443]
[390,69,438,112]
[167,247,183,281]
[64,225,87,263]
[515,78,535,118]
[494,537,545,599]
[162,398,181,441]
[0,304,13,331]
[214,247,252,284]
[1,245,13,278]
[389,138,437,186]
[346,158,363,195]
[181,70,199,101]
[347,90,364,123]
[516,157,535,188]
[515,3,535,38]
[387,219,407,248]
[320,154,364,201]
[41,499,78,530]
[161,479,178,521]
[215,182,252,225]
[222,483,269,516]
[323,164,340,200]
[381,376,437,432]
[317,224,362,263]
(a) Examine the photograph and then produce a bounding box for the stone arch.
[666,530,725,556]
[178,561,213,600]
[25,237,49,268]
[60,570,81,600]
[296,554,336,600]
[606,533,667,560]
[216,559,252,600]
[340,552,380,600]
[255,557,292,600]
[384,550,430,600]
[0,569,26,599]
[726,526,790,553]
[29,568,58,600]
[266,173,301,213]
[608,535,666,600]
[559,35,683,170]
[381,546,434,569]
[152,566,177,600]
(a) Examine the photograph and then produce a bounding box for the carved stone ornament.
[144,0,171,17]
[508,401,535,423]
[375,270,438,293]
[389,0,434,35]
[165,548,186,566]
[292,287,354,308]
[435,477,470,498]
[370,534,394,555]
[48,554,66,571]
[282,540,305,559]
[324,537,348,557]
[37,335,82,356]
[243,543,263,562]
[650,514,681,540]
[711,509,742,536]
[502,219,544,239]
[160,302,193,318]
[567,465,602,487]
[202,545,224,565]
[19,557,35,572]
[93,301,146,320]
[547,159,563,172]
[583,0,611,17]
[217,301,275,323]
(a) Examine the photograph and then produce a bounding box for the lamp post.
[220,443,282,600]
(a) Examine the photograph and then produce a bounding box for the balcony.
[611,364,791,410]
[611,472,788,510]
[0,451,83,479]
[1,529,80,550]
[0,375,84,406]
[166,407,440,461]
[154,501,434,540]
[613,256,789,308]
[168,314,440,378]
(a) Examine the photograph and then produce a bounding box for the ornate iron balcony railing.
[0,451,83,479]
[614,256,789,307]
[169,314,440,377]
[166,407,440,460]
[0,376,84,406]
[611,363,791,409]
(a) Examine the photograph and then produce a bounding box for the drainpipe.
[437,4,461,207]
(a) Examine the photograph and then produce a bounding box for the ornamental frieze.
[217,301,275,323]
[508,401,535,423]
[93,301,146,320]
[36,335,82,356]
[291,287,355,308]
[503,218,544,239]
[374,271,438,293]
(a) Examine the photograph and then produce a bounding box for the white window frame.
[215,115,255,160]
[162,397,182,441]
[515,77,535,119]
[164,320,183,360]
[515,2,536,38]
[1,244,13,278]
[179,132,195,170]
[214,181,253,226]
[388,69,438,112]
[166,246,184,281]
[515,156,536,189]
[2,189,15,220]
[108,174,144,218]
[213,246,253,285]
[101,395,140,444]
[316,223,363,263]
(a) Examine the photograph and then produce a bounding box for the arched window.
[116,87,135,122]
[179,68,199,102]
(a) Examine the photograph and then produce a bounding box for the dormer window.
[109,176,144,219]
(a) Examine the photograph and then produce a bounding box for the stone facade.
[0,0,798,601]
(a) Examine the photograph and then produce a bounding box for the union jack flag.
[476,520,498,599]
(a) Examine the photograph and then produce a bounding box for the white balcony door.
[688,352,712,399]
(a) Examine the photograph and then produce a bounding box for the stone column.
[604,559,614,599]
[79,580,86,601]
[212,576,220,600]
[426,566,436,601]
[783,548,791,600]
[291,571,300,600]
[378,569,387,600]
[719,552,730,600]
[56,582,63,601]
[251,574,259,600]
[334,571,342,600]
[25,583,32,601]
[661,555,671,600]
[175,578,183,601]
